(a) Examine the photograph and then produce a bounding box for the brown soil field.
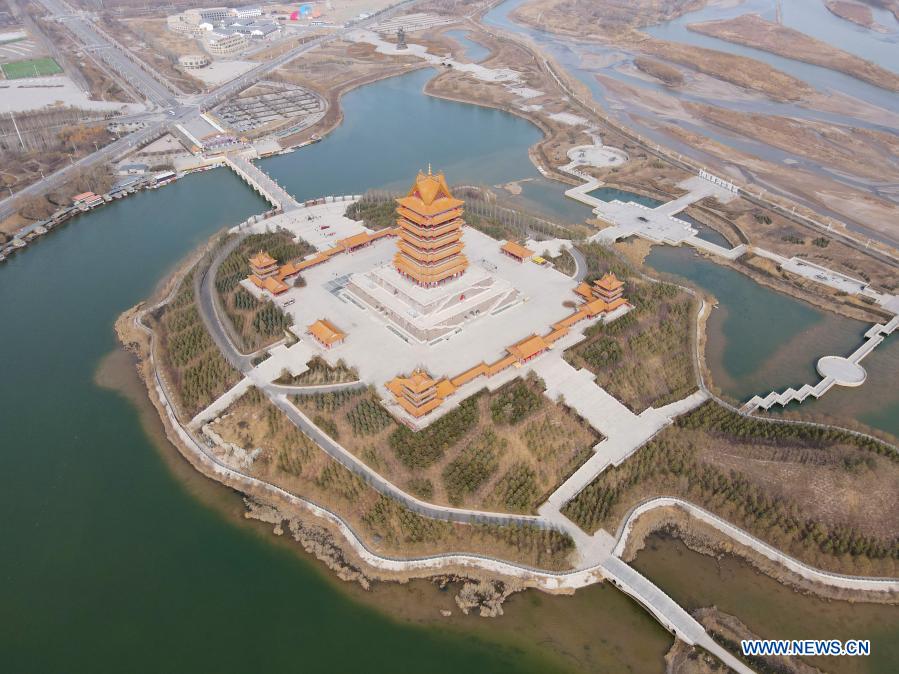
[291,379,599,515]
[683,102,899,184]
[565,403,899,576]
[688,13,899,92]
[511,0,708,39]
[642,117,899,254]
[633,55,684,87]
[208,387,576,569]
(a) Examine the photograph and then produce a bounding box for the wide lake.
[1,53,895,673]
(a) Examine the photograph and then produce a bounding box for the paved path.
[615,498,899,593]
[533,356,708,510]
[743,314,898,413]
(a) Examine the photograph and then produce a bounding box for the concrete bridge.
[743,314,899,413]
[221,155,302,212]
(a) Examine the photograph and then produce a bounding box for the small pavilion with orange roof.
[248,251,290,295]
[500,241,534,263]
[573,272,628,315]
[307,319,346,349]
[387,369,455,418]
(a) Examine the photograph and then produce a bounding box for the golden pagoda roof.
[574,281,594,300]
[396,169,464,215]
[308,319,345,345]
[249,251,277,268]
[388,369,439,395]
[594,272,624,292]
[406,369,438,393]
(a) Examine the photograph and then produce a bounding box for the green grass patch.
[2,57,62,79]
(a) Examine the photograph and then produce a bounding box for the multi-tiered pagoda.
[346,168,519,343]
[394,169,469,287]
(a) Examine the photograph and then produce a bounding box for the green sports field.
[1,57,63,79]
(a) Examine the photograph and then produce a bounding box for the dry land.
[633,37,815,102]
[567,243,699,411]
[564,400,899,577]
[633,56,684,87]
[291,377,599,514]
[684,102,899,185]
[511,0,708,39]
[688,14,899,92]
[114,16,204,93]
[826,0,881,29]
[151,260,241,418]
[642,116,899,253]
[208,386,576,569]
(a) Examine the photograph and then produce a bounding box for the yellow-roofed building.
[500,241,534,262]
[307,319,346,348]
[394,169,469,287]
[387,369,453,418]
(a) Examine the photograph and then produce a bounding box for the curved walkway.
[614,498,899,593]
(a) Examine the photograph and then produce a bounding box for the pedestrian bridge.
[221,155,301,212]
[743,314,898,413]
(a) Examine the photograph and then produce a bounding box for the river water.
[2,43,896,673]
[633,535,899,674]
[482,0,899,244]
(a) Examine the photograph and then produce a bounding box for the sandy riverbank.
[688,13,899,92]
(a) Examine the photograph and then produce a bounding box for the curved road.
[195,233,563,531]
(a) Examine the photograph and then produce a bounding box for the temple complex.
[239,173,632,427]
[346,169,519,342]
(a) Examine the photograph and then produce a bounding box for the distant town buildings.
[166,6,280,56]
[178,53,210,69]
[204,31,249,56]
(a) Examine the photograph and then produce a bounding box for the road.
[0,0,419,226]
[35,0,178,107]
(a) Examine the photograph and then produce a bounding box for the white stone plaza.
[234,197,604,406]
[345,260,521,342]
